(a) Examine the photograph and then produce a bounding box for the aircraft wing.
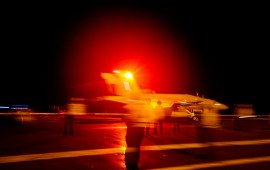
[138,93,202,108]
[98,94,228,109]
[98,70,229,119]
[139,93,229,115]
[98,93,200,108]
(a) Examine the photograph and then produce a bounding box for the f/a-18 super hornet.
[96,70,229,123]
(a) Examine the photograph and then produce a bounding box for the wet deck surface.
[0,114,270,170]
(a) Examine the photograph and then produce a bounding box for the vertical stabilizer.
[101,70,141,99]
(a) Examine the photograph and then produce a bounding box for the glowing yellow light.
[124,72,133,79]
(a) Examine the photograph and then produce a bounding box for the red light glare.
[62,8,198,95]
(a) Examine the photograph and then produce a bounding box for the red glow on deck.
[62,8,198,96]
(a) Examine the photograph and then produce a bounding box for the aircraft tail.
[101,70,141,99]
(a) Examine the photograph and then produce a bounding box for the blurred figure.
[144,99,153,135]
[172,122,180,132]
[232,104,255,131]
[64,107,74,135]
[153,100,165,134]
[64,98,87,135]
[145,121,151,135]
[171,104,182,133]
[196,107,221,159]
[123,100,153,170]
[195,99,229,158]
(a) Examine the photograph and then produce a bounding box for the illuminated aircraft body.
[97,70,229,122]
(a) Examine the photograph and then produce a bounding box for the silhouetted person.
[172,122,180,132]
[123,101,152,170]
[64,97,87,135]
[171,104,181,133]
[144,99,152,135]
[145,121,151,135]
[64,107,74,135]
[196,107,221,159]
[153,100,165,134]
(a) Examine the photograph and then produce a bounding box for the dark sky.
[1,1,269,112]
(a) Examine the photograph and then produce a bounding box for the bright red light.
[62,7,199,96]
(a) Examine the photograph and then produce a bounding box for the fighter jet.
[96,70,229,122]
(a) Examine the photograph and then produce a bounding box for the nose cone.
[199,99,229,110]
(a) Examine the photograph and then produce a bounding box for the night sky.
[1,2,269,113]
